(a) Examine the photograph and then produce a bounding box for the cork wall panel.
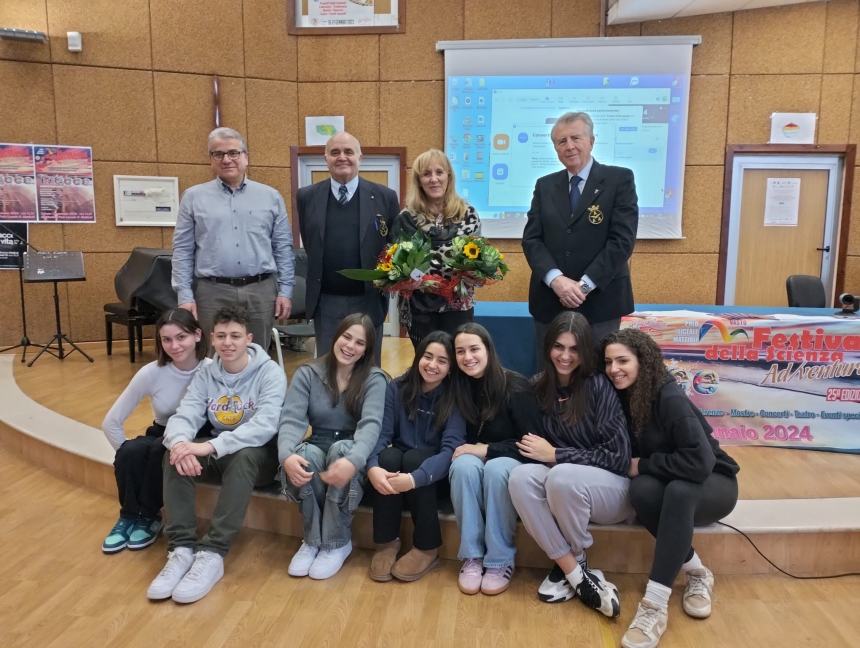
[0,0,50,63]
[245,80,298,168]
[844,256,860,291]
[380,0,462,82]
[0,275,71,346]
[149,0,244,76]
[731,3,826,75]
[824,0,858,74]
[685,75,729,166]
[0,61,56,144]
[28,223,64,251]
[47,0,151,69]
[642,12,732,76]
[297,36,379,82]
[297,82,379,146]
[550,0,600,38]
[727,75,821,145]
[153,73,247,164]
[250,166,292,215]
[53,66,156,162]
[635,166,724,255]
[847,175,860,256]
[157,163,215,196]
[819,75,854,144]
[61,162,163,253]
[606,23,641,37]
[464,0,552,40]
[68,252,128,341]
[380,82,443,164]
[631,253,719,304]
[847,79,860,145]
[243,0,296,81]
[475,252,528,303]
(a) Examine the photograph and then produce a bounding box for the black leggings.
[114,423,166,520]
[407,307,473,350]
[372,447,445,550]
[629,472,738,586]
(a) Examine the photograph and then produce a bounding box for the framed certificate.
[113,175,180,227]
[289,0,404,35]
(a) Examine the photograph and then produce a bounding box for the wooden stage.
[1,340,859,647]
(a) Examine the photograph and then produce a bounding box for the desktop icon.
[493,134,510,150]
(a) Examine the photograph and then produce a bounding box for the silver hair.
[551,112,594,142]
[208,127,247,152]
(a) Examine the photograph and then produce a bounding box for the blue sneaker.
[127,517,164,551]
[102,517,135,553]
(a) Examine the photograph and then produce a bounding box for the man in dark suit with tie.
[296,131,400,364]
[522,111,639,358]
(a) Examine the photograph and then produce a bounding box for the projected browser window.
[445,74,687,238]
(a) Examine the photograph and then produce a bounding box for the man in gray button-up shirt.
[172,127,295,352]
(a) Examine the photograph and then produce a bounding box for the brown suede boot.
[390,547,439,582]
[369,539,401,582]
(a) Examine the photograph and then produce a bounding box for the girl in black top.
[603,328,739,648]
[449,322,542,596]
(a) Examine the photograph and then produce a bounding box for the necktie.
[569,175,582,214]
[338,184,348,205]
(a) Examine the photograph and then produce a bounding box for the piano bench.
[104,303,158,362]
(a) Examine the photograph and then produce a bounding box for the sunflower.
[463,242,480,260]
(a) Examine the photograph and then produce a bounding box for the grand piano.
[107,247,177,361]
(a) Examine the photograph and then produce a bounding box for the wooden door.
[734,168,828,306]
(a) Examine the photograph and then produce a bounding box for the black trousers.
[372,447,445,550]
[114,423,166,520]
[629,472,738,586]
[407,307,473,350]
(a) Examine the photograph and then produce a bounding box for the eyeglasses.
[209,149,245,161]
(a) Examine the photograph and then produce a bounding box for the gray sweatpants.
[508,463,634,561]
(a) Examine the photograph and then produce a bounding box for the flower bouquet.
[445,235,510,299]
[338,232,453,300]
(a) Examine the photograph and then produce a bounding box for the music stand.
[0,223,35,363]
[24,251,94,366]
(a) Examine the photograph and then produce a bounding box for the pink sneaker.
[481,564,514,595]
[458,558,483,595]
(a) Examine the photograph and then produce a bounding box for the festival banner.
[33,145,95,223]
[622,311,860,453]
[0,144,38,221]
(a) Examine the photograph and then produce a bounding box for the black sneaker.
[573,567,621,618]
[537,564,575,603]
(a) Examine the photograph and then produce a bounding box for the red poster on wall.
[0,144,38,221]
[33,145,95,222]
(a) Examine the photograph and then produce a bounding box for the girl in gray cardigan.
[278,313,388,580]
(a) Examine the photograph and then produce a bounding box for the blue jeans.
[280,439,363,550]
[449,454,521,568]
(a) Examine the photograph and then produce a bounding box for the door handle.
[816,246,831,252]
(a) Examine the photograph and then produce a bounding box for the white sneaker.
[147,547,194,600]
[309,541,352,580]
[570,566,621,618]
[683,567,715,618]
[288,542,319,577]
[171,550,224,604]
[622,599,668,648]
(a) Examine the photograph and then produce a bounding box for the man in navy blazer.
[296,131,399,364]
[522,111,639,354]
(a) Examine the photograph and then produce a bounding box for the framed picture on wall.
[288,0,404,34]
[113,175,180,227]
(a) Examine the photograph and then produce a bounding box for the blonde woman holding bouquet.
[392,149,481,349]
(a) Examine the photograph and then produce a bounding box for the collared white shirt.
[330,175,359,202]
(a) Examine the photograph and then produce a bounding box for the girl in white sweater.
[101,308,209,553]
